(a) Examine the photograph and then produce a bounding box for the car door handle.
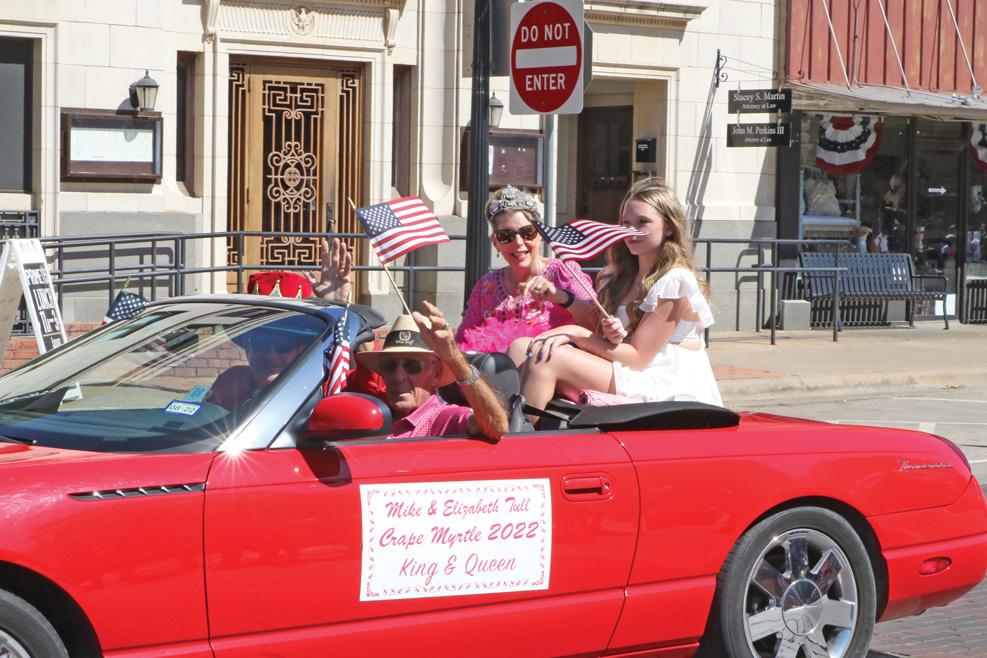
[562,475,612,500]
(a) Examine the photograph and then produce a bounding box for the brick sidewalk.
[869,578,987,657]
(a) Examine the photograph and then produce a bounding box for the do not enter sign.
[509,0,584,115]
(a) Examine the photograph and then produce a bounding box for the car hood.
[0,443,216,499]
[0,441,108,465]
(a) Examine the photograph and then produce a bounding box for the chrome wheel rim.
[0,629,31,658]
[742,528,858,658]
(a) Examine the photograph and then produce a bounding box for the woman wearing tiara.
[455,185,599,355]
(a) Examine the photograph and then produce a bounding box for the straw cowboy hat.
[356,315,453,383]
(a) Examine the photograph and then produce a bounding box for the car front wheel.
[0,590,68,658]
[700,507,877,658]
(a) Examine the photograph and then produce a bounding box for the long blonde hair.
[598,178,709,333]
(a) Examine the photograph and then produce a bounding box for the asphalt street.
[734,386,987,658]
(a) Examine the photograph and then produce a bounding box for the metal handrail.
[695,237,851,334]
[703,265,847,344]
[4,230,856,344]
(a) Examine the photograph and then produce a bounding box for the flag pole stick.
[347,198,414,317]
[531,220,618,321]
[558,259,612,319]
[324,303,351,397]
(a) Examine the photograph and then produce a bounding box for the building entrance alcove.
[226,60,364,292]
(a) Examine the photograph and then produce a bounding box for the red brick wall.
[2,323,388,376]
[1,323,101,374]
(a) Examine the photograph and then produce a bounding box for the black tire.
[699,507,876,658]
[0,589,68,658]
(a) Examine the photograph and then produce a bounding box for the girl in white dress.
[510,178,722,409]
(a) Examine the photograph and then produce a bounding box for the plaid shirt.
[389,394,473,439]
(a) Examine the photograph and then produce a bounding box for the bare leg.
[507,336,533,368]
[521,345,616,411]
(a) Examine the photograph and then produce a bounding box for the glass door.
[914,141,963,316]
[962,147,987,322]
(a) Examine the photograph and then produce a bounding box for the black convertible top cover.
[568,401,740,431]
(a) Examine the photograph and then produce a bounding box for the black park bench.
[797,252,949,329]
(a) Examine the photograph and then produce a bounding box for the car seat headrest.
[437,352,520,407]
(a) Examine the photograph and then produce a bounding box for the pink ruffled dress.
[456,259,596,354]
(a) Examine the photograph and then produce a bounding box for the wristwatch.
[559,289,575,308]
[456,364,481,387]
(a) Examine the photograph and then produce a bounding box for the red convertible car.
[0,296,983,658]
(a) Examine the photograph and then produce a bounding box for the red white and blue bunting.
[969,123,987,174]
[815,115,883,176]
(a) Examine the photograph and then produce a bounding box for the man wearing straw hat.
[309,238,507,441]
[358,301,508,442]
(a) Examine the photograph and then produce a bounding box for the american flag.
[323,307,352,396]
[534,220,645,262]
[102,291,149,324]
[355,196,449,264]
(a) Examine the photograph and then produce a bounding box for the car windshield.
[0,302,326,453]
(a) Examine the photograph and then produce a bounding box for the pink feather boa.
[457,315,547,354]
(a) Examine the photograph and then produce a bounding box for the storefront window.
[799,115,909,253]
[788,111,987,320]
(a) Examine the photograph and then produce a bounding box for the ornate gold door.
[228,62,364,288]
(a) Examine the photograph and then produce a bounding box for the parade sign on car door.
[509,0,584,115]
[360,479,552,601]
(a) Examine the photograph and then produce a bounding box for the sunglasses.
[493,225,539,244]
[247,334,300,354]
[381,357,432,375]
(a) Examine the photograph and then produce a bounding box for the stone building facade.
[0,0,781,326]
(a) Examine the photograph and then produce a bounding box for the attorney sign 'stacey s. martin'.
[727,122,791,148]
[360,479,552,601]
[727,88,792,114]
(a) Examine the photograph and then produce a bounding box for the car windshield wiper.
[0,388,54,406]
[0,386,72,414]
[0,435,35,445]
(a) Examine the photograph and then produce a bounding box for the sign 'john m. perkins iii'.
[727,122,791,148]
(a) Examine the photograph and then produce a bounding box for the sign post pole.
[464,0,493,304]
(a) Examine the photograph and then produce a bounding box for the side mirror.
[303,393,392,441]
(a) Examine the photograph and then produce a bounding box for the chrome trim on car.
[0,628,32,658]
[898,460,952,471]
[742,528,858,657]
[69,482,206,501]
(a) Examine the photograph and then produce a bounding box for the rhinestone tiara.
[487,185,541,220]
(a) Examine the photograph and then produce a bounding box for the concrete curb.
[719,366,987,403]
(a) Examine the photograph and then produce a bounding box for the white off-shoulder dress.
[611,268,723,406]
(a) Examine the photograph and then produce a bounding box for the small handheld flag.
[355,197,449,264]
[534,219,645,262]
[323,307,352,397]
[103,291,149,324]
